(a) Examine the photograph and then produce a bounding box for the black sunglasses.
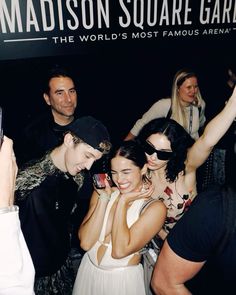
[143,141,173,161]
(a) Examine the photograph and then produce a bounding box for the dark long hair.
[109,140,150,184]
[137,118,195,182]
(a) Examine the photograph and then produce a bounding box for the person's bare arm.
[79,183,113,250]
[111,188,166,258]
[151,240,205,295]
[186,86,236,172]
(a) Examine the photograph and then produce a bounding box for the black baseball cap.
[68,116,111,152]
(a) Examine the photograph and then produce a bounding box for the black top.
[15,154,84,277]
[167,188,236,294]
[14,110,94,258]
[15,111,78,167]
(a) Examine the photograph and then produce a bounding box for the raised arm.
[78,186,112,251]
[186,86,236,171]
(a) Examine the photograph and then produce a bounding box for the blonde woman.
[125,69,206,141]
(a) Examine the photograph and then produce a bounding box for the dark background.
[1,37,235,148]
[1,2,236,251]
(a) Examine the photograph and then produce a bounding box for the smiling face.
[111,156,145,194]
[145,133,172,170]
[43,76,77,124]
[64,135,103,176]
[178,76,199,106]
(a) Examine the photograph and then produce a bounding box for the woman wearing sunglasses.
[137,85,236,243]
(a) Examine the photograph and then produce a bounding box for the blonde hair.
[171,69,205,131]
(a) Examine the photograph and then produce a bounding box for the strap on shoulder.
[139,198,158,215]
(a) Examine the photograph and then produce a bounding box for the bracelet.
[0,205,19,215]
[98,193,111,201]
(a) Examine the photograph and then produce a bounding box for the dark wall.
[1,37,235,148]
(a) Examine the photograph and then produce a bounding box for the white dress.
[72,191,146,295]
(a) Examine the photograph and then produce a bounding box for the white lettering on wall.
[0,0,23,33]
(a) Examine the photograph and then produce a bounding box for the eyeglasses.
[143,141,173,161]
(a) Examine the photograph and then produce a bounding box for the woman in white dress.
[72,140,166,295]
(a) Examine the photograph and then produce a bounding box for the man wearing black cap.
[15,116,111,295]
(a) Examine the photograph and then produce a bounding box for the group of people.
[1,65,236,295]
